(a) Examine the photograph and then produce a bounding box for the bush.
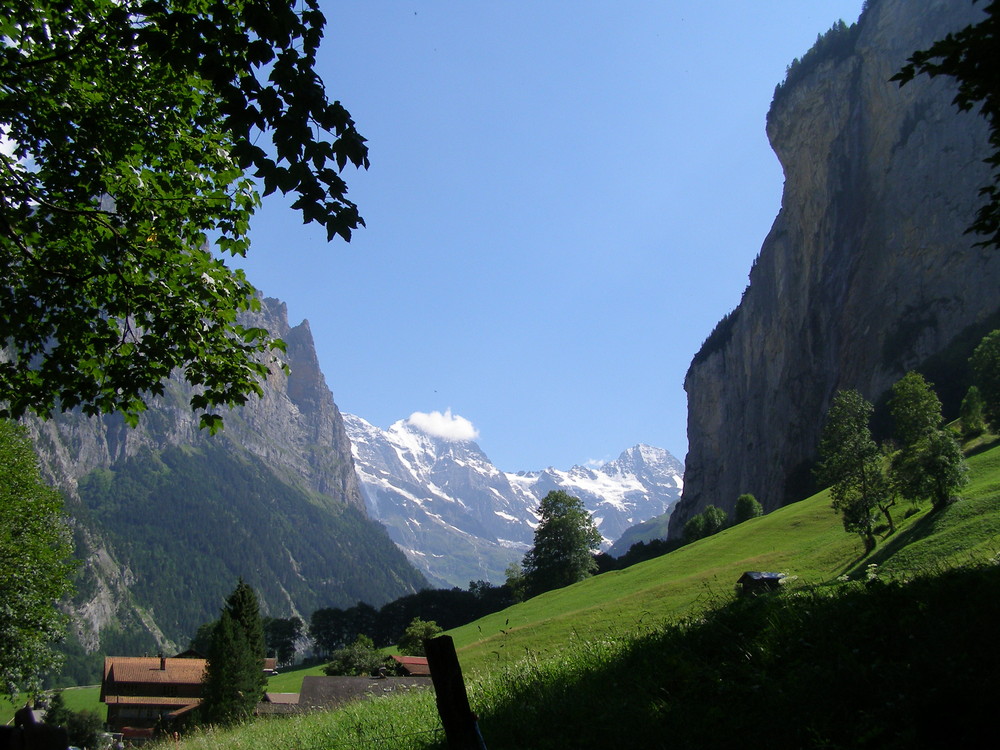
[397,618,442,657]
[734,493,764,524]
[323,635,389,677]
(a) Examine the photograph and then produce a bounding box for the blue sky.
[238,1,865,472]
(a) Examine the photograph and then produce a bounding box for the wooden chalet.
[101,656,206,733]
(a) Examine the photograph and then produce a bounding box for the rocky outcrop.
[672,0,999,534]
[29,298,364,513]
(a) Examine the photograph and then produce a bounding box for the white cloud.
[407,408,479,442]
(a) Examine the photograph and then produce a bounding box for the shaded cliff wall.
[24,297,374,652]
[672,0,999,534]
[28,297,364,513]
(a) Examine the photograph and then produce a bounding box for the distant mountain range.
[25,295,681,683]
[344,413,683,587]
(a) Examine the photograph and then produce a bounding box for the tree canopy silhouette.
[0,0,368,430]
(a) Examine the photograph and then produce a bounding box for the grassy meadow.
[7,438,1000,747]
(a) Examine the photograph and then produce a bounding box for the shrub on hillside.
[323,635,389,677]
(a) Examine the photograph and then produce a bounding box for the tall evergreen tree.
[225,579,266,660]
[199,580,266,725]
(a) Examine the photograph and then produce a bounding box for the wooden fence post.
[424,635,485,750]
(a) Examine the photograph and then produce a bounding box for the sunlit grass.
[177,688,442,750]
[11,442,1000,748]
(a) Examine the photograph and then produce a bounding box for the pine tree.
[199,580,266,725]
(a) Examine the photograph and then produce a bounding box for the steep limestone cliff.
[672,0,999,534]
[25,298,422,661]
[29,298,364,513]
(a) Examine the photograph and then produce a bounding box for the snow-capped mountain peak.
[344,414,683,588]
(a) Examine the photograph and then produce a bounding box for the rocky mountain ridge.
[345,414,683,587]
[672,0,1000,534]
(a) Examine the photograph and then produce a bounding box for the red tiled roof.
[104,656,206,686]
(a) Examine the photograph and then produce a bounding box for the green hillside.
[162,439,1000,749]
[74,441,426,647]
[447,439,1000,676]
[9,440,999,745]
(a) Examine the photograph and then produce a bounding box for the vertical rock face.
[29,297,364,513]
[25,297,419,656]
[672,0,999,534]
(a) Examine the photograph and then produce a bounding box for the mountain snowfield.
[344,413,683,588]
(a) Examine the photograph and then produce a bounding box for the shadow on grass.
[845,508,943,577]
[473,565,1000,750]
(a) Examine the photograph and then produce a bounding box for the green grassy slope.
[8,441,999,740]
[163,440,1000,749]
[450,440,1000,675]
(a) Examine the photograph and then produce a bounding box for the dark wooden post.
[424,635,485,750]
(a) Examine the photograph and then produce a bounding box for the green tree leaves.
[522,491,602,597]
[971,329,1000,428]
[888,372,944,449]
[396,617,443,657]
[734,493,764,524]
[263,617,303,667]
[0,0,368,427]
[816,390,886,552]
[0,420,75,699]
[322,635,386,677]
[888,372,968,511]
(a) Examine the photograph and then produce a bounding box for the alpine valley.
[344,413,684,587]
[23,297,681,682]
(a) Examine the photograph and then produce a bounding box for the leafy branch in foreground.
[0,0,369,429]
[893,0,1000,249]
[0,419,75,699]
